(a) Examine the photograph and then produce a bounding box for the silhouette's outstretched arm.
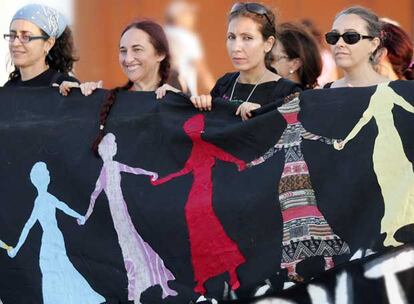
[208,143,246,171]
[8,204,39,258]
[119,163,158,181]
[0,240,11,250]
[152,165,192,186]
[82,168,105,224]
[301,127,335,145]
[393,93,414,114]
[247,138,283,168]
[54,196,84,223]
[334,103,374,150]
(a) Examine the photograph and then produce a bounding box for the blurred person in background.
[301,18,338,87]
[376,21,414,80]
[164,0,215,95]
[191,2,301,120]
[3,3,78,87]
[271,22,322,89]
[323,6,389,88]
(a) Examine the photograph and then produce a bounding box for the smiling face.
[118,28,165,86]
[226,16,273,73]
[330,14,380,70]
[9,19,53,70]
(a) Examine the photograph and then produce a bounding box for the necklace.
[229,71,267,103]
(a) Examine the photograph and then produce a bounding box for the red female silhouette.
[152,114,246,295]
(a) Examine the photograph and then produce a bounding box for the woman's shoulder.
[3,79,17,87]
[210,72,239,98]
[322,81,333,88]
[52,71,79,85]
[272,78,303,96]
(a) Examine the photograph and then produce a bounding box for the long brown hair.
[381,22,414,80]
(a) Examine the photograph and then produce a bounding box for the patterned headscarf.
[11,4,67,38]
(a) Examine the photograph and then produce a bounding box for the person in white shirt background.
[164,0,215,95]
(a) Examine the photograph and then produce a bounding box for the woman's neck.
[342,63,388,87]
[132,70,161,92]
[19,62,49,81]
[286,73,301,86]
[377,60,399,81]
[239,65,267,84]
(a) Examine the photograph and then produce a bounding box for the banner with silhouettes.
[0,82,413,304]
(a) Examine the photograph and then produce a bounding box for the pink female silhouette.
[152,114,246,295]
[80,133,177,303]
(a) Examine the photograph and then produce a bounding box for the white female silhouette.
[334,82,414,246]
[6,161,105,304]
[80,133,177,304]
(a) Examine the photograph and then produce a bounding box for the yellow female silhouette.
[0,240,11,251]
[334,82,414,246]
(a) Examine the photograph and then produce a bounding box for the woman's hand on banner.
[55,81,103,96]
[190,95,212,111]
[155,84,180,99]
[236,102,261,121]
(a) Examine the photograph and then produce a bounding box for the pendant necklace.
[229,71,267,103]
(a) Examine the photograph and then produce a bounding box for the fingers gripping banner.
[0,81,413,304]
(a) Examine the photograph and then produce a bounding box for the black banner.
[0,81,413,304]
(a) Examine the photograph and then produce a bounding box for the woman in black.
[3,3,78,87]
[190,3,301,120]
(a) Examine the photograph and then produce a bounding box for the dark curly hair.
[8,27,78,81]
[91,20,171,155]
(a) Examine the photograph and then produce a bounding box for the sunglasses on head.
[230,2,273,26]
[325,31,374,45]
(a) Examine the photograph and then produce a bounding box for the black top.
[3,69,79,88]
[210,72,302,106]
[323,82,333,88]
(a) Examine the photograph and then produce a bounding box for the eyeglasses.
[325,31,374,45]
[230,2,273,26]
[4,33,48,44]
[273,55,289,62]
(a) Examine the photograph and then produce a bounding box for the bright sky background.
[0,0,73,85]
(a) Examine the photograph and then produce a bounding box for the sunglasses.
[230,2,273,26]
[325,31,374,45]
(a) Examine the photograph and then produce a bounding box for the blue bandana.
[11,4,67,38]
